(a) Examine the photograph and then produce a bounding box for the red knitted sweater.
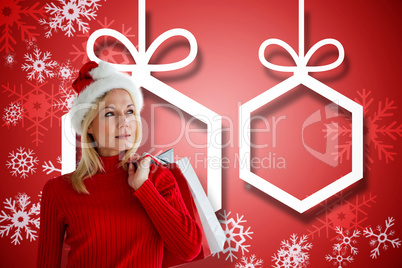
[36,154,202,268]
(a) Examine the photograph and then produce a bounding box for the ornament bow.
[258,0,344,77]
[86,0,197,79]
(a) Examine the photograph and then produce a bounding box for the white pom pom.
[89,61,117,80]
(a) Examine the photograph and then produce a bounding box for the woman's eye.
[105,112,114,117]
[127,109,134,114]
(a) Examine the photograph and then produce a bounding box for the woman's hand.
[128,155,152,190]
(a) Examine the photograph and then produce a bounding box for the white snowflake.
[39,0,101,38]
[21,48,57,83]
[213,210,253,262]
[57,59,78,85]
[6,147,39,179]
[363,217,401,259]
[53,84,77,112]
[0,193,40,245]
[325,244,354,268]
[272,234,313,268]
[334,227,360,255]
[3,102,24,126]
[235,254,263,268]
[4,52,16,67]
[42,156,62,175]
[24,37,38,50]
[324,227,360,268]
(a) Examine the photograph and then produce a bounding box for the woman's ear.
[87,125,93,134]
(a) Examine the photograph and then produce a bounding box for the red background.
[1,0,402,267]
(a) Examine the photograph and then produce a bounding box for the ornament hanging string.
[86,0,197,76]
[258,0,345,77]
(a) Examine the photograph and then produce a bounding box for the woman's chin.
[119,143,134,151]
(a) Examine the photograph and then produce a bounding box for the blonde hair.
[71,89,142,194]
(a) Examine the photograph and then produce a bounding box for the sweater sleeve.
[36,179,65,268]
[133,164,202,261]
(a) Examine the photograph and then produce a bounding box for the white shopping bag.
[154,149,225,254]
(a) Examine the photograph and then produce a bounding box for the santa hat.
[69,61,143,135]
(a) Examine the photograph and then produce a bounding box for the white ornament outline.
[238,0,363,213]
[62,0,222,211]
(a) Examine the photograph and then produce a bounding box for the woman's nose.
[118,115,129,128]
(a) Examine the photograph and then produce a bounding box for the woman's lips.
[115,134,131,139]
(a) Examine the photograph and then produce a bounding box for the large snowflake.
[2,102,24,127]
[6,147,39,178]
[0,0,46,53]
[325,227,360,268]
[272,234,312,268]
[235,254,263,268]
[0,193,40,245]
[307,191,376,239]
[2,80,63,145]
[69,17,136,64]
[39,0,101,38]
[21,48,57,83]
[326,89,402,170]
[25,92,52,118]
[363,217,401,259]
[212,210,253,262]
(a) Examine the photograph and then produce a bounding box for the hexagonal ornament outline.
[239,0,363,213]
[239,75,363,213]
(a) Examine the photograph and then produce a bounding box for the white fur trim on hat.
[69,61,143,135]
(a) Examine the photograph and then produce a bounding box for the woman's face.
[88,89,137,156]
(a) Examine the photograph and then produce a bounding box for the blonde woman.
[36,61,202,267]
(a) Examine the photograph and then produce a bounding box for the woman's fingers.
[127,155,152,190]
[135,156,152,176]
[129,153,140,163]
[128,160,134,177]
[138,156,152,169]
